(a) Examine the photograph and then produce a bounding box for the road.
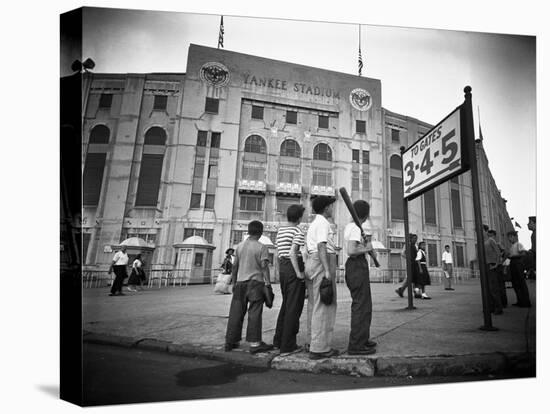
[83,343,526,406]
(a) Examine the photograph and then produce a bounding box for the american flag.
[218,16,224,49]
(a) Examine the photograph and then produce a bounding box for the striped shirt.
[276,226,305,258]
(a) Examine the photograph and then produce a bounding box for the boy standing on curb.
[225,220,274,354]
[344,200,377,355]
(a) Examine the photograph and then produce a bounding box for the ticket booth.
[173,236,216,284]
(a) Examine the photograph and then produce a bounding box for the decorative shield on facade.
[199,62,230,87]
[349,88,372,111]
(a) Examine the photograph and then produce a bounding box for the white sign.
[402,107,463,199]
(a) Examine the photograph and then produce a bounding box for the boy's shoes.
[421,294,431,300]
[366,340,377,347]
[224,342,239,352]
[309,348,339,360]
[348,347,376,356]
[249,342,274,354]
[395,288,404,298]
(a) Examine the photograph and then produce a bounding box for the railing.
[82,270,113,288]
[335,267,479,284]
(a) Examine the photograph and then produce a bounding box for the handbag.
[263,284,275,308]
[319,277,333,305]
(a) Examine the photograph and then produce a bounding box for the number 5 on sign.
[401,106,466,200]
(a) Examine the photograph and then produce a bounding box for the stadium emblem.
[200,62,230,87]
[349,88,372,111]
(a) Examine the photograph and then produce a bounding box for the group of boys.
[224,195,378,359]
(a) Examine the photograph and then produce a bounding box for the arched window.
[390,154,404,220]
[89,124,110,144]
[313,143,332,161]
[280,139,301,158]
[244,135,266,154]
[136,127,167,206]
[83,125,110,205]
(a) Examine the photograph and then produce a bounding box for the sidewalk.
[83,279,536,377]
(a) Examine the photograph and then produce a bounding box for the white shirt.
[442,251,453,265]
[344,222,370,257]
[306,214,336,254]
[132,259,142,269]
[112,251,129,265]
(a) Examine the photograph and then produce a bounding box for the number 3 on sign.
[404,161,415,185]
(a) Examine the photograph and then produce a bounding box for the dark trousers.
[273,258,306,352]
[345,255,372,351]
[225,280,265,344]
[487,266,503,313]
[110,265,127,294]
[510,258,531,307]
[496,266,508,307]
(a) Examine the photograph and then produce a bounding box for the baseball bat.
[339,187,380,267]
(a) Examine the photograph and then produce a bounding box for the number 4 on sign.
[420,149,434,174]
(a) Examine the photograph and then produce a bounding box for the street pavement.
[83,278,536,377]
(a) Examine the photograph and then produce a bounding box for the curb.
[83,332,535,377]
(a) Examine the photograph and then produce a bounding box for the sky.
[68,8,537,244]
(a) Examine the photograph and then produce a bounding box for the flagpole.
[358,24,363,77]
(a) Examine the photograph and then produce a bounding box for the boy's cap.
[312,196,335,214]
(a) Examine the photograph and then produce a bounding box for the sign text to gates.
[402,107,465,199]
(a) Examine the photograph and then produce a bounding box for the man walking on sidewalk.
[305,196,339,360]
[108,245,129,296]
[441,245,455,291]
[225,220,274,354]
[344,200,376,355]
[396,233,418,297]
[484,226,504,315]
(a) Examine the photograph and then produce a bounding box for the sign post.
[462,86,496,331]
[400,86,495,330]
[400,146,415,310]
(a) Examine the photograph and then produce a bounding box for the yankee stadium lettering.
[243,74,340,99]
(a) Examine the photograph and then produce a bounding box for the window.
[207,163,218,179]
[242,161,265,181]
[286,110,297,124]
[278,163,300,184]
[276,197,297,214]
[390,155,404,220]
[135,127,166,207]
[197,130,207,147]
[232,230,244,245]
[98,93,113,109]
[388,237,405,250]
[205,194,215,209]
[454,243,465,267]
[251,105,264,120]
[83,153,106,206]
[318,115,329,129]
[450,176,459,184]
[352,171,360,191]
[312,168,332,187]
[362,173,369,196]
[193,157,205,178]
[389,253,402,269]
[356,120,366,133]
[194,253,204,267]
[391,128,400,142]
[362,150,370,164]
[280,139,301,157]
[122,231,157,246]
[190,193,201,209]
[240,195,264,211]
[153,95,168,110]
[352,149,360,163]
[451,188,462,228]
[210,132,221,148]
[89,124,110,144]
[244,135,266,154]
[313,143,332,161]
[205,97,219,114]
[424,188,437,225]
[427,242,438,267]
[183,228,213,243]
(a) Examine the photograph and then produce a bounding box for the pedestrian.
[344,200,376,355]
[526,216,536,279]
[305,195,339,360]
[224,220,274,354]
[490,230,508,308]
[273,204,307,354]
[395,233,418,297]
[214,248,234,294]
[108,245,129,296]
[484,227,504,315]
[441,245,455,291]
[414,241,431,299]
[127,253,144,292]
[506,230,531,307]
